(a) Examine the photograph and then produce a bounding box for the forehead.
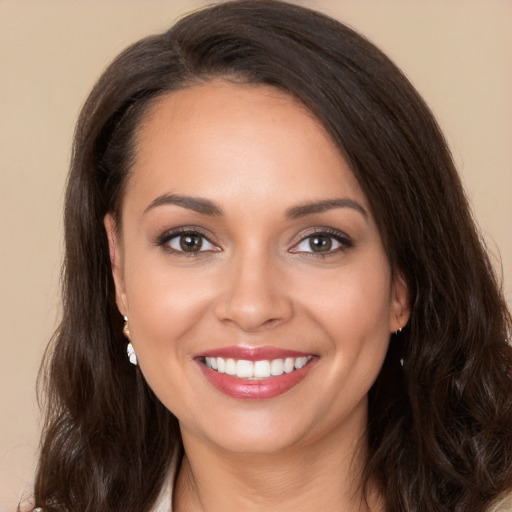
[125,80,367,212]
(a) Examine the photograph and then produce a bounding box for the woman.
[30,1,512,510]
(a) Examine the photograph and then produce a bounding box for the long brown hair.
[33,1,512,510]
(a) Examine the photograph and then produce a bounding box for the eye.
[159,229,219,254]
[290,230,351,255]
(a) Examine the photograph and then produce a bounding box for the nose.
[213,253,294,332]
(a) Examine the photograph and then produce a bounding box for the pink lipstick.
[195,346,317,400]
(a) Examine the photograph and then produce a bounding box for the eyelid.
[289,227,353,254]
[156,226,221,254]
[155,226,352,256]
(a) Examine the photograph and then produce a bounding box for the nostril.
[260,317,282,329]
[218,312,289,333]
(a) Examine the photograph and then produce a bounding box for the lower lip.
[197,359,317,400]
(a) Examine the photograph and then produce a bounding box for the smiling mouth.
[203,356,313,379]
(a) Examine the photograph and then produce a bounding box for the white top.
[32,458,512,512]
[150,460,512,512]
[488,494,512,512]
[151,472,174,512]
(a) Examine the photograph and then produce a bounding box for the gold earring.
[123,315,130,339]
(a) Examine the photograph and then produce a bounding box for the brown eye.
[179,234,203,252]
[290,230,351,256]
[163,231,218,253]
[309,235,333,252]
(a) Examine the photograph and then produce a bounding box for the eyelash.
[290,228,353,257]
[156,227,219,257]
[156,227,353,257]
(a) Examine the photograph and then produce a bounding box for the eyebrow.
[285,198,368,220]
[143,194,367,220]
[143,193,223,216]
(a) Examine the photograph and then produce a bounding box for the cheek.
[298,257,393,387]
[122,253,215,362]
[315,274,392,400]
[301,260,393,338]
[123,265,212,413]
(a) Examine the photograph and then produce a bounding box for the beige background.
[1,0,511,508]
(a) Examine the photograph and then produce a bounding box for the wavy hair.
[32,1,512,510]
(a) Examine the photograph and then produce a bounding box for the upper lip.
[196,345,314,361]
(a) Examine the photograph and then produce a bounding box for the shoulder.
[488,492,512,512]
[149,451,180,512]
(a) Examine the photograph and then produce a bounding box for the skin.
[105,80,409,511]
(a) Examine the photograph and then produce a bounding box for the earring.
[396,324,404,366]
[123,315,130,338]
[122,316,137,366]
[127,342,138,366]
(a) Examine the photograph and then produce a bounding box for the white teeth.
[284,357,294,373]
[236,360,253,378]
[217,357,226,373]
[225,358,237,375]
[295,356,309,369]
[270,358,284,376]
[254,360,271,378]
[204,355,312,379]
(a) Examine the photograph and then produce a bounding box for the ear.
[104,213,128,317]
[389,270,410,333]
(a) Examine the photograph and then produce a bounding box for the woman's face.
[106,81,408,455]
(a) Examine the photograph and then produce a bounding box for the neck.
[173,404,383,512]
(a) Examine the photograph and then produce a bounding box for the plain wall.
[1,1,511,508]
